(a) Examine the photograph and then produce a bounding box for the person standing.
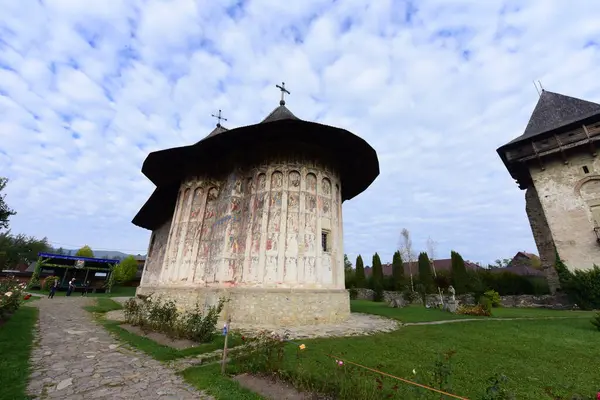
[48,280,58,299]
[66,278,75,296]
[81,280,90,296]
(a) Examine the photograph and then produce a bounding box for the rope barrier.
[325,354,470,400]
[275,336,470,399]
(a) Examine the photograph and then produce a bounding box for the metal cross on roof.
[276,82,290,106]
[211,109,228,127]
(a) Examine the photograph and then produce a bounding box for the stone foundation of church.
[135,286,350,326]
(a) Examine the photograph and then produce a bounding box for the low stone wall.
[351,288,571,309]
[136,285,351,326]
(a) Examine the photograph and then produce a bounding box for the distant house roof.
[364,258,482,277]
[489,265,546,277]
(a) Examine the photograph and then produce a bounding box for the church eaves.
[505,90,600,146]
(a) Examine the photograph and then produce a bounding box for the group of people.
[47,278,91,299]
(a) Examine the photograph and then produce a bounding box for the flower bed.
[123,294,226,343]
[0,276,27,322]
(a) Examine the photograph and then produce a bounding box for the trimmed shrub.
[483,290,501,308]
[591,312,600,331]
[402,289,420,304]
[591,313,600,331]
[478,296,493,314]
[348,287,358,300]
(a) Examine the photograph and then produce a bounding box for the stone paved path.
[26,297,213,400]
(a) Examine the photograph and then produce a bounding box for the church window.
[321,230,330,252]
[583,165,590,174]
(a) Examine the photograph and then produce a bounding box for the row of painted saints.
[169,171,338,275]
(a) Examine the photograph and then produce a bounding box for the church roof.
[260,104,299,123]
[199,124,228,142]
[504,90,600,146]
[133,100,380,230]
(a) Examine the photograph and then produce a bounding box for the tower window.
[583,166,590,174]
[321,231,329,252]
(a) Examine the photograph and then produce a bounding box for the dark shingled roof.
[200,124,229,141]
[133,103,380,231]
[504,90,600,146]
[260,104,299,123]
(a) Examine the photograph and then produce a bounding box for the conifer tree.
[450,250,468,294]
[392,250,404,290]
[355,255,366,288]
[418,251,434,292]
[372,253,384,301]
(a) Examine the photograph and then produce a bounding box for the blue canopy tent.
[36,252,118,293]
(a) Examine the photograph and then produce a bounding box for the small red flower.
[596,391,600,400]
[241,336,246,341]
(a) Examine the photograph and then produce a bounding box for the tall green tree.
[450,250,468,294]
[0,177,16,230]
[392,250,404,290]
[344,254,355,288]
[417,251,434,292]
[0,231,50,268]
[355,255,366,288]
[75,245,94,258]
[372,253,384,301]
[113,255,139,284]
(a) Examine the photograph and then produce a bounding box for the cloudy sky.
[1,0,599,265]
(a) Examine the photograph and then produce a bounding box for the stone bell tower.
[497,89,600,292]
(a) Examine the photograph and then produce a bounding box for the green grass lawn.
[246,317,599,399]
[181,365,264,400]
[0,306,38,400]
[350,300,596,322]
[28,285,137,298]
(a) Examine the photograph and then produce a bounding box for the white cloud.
[1,0,600,263]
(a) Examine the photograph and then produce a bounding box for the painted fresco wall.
[140,218,172,285]
[141,158,344,290]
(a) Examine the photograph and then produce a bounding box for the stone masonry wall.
[136,286,350,326]
[353,288,572,309]
[529,150,600,271]
[525,186,560,292]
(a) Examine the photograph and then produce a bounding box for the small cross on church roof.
[276,82,290,106]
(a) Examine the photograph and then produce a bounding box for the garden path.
[402,316,582,326]
[26,297,213,400]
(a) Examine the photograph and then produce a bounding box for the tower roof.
[505,90,600,145]
[133,100,380,230]
[496,90,600,190]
